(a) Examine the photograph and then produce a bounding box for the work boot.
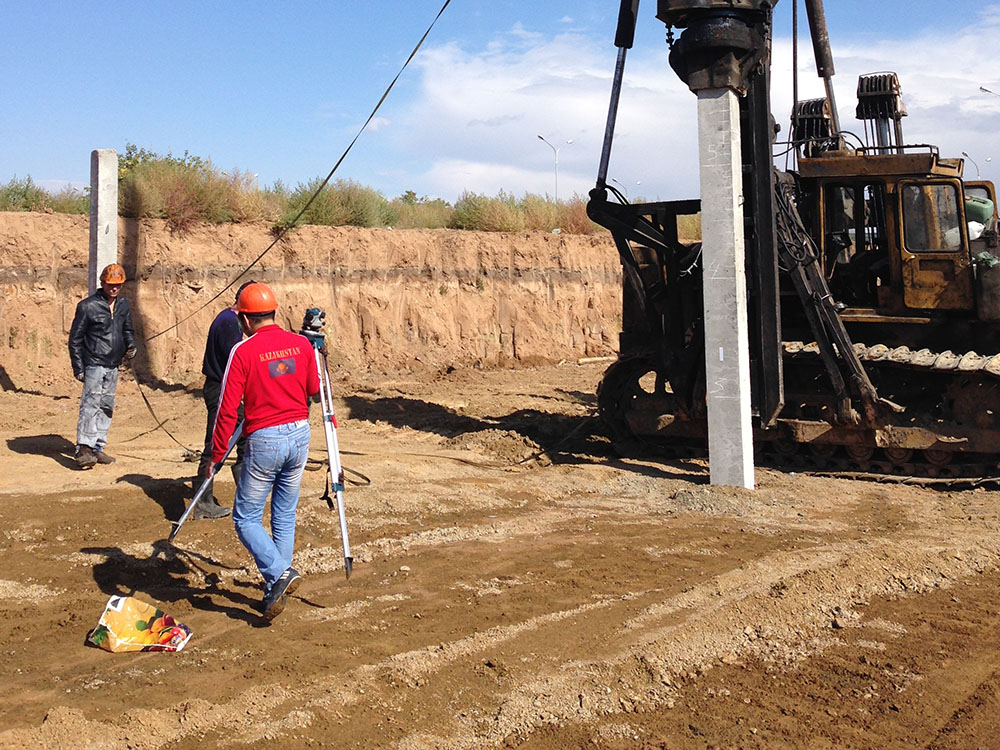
[262,568,301,621]
[192,496,231,520]
[75,445,97,470]
[93,450,116,465]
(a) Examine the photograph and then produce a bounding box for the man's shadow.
[7,434,78,469]
[0,365,71,398]
[82,539,265,625]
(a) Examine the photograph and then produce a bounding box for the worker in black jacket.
[68,263,137,469]
[187,280,255,519]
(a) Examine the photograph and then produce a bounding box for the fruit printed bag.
[87,595,193,653]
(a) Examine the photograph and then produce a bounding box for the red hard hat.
[237,282,278,314]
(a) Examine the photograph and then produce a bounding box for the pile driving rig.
[588,0,1000,477]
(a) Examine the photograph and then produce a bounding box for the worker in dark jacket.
[187,280,255,520]
[68,263,137,469]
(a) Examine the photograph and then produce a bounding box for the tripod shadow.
[82,539,265,625]
[7,434,78,470]
[115,473,188,521]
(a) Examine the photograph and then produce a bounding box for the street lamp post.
[537,135,572,203]
[611,178,641,201]
[962,151,981,179]
[981,85,1000,98]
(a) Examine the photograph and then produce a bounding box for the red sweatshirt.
[211,324,320,464]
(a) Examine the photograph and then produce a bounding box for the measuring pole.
[169,421,243,542]
[311,344,353,578]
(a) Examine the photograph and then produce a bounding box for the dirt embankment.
[0,213,621,389]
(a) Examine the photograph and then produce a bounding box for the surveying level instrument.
[300,307,353,578]
[169,421,243,543]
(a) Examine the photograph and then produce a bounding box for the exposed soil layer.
[0,213,620,391]
[3,361,1000,749]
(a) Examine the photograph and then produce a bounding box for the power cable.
[130,0,452,454]
[130,371,197,454]
[145,0,453,344]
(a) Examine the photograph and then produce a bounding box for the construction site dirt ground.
[3,361,1000,749]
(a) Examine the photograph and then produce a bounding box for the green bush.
[390,190,452,229]
[2,144,610,235]
[118,142,278,231]
[449,190,604,234]
[450,190,525,232]
[677,213,702,241]
[48,185,89,214]
[279,178,396,230]
[557,195,602,235]
[520,193,560,231]
[0,176,50,211]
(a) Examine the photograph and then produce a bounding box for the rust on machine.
[797,148,963,180]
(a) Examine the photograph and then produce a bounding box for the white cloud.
[393,8,1000,202]
[394,32,698,201]
[364,116,391,133]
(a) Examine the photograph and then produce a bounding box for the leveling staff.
[209,282,319,621]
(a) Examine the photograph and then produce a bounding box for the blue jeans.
[77,365,119,450]
[233,420,310,590]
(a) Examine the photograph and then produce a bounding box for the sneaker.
[262,568,301,621]
[75,445,97,470]
[94,450,116,465]
[192,496,231,520]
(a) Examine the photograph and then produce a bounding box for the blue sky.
[4,1,999,203]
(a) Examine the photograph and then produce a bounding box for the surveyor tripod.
[301,308,353,578]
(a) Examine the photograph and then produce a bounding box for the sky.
[4,1,1000,204]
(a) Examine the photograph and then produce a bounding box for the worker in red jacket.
[209,282,320,621]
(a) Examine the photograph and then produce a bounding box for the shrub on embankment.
[4,144,626,236]
[0,176,90,215]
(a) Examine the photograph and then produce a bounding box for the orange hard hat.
[237,282,278,315]
[100,264,126,284]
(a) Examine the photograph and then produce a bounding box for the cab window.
[901,183,962,252]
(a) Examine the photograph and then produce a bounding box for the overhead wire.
[145,0,453,344]
[130,0,453,453]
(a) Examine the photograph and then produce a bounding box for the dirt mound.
[444,428,542,463]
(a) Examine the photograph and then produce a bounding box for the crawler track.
[598,344,1000,478]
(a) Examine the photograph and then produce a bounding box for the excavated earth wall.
[0,213,621,389]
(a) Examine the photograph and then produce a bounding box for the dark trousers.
[197,377,245,499]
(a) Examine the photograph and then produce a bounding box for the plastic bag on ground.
[86,595,192,653]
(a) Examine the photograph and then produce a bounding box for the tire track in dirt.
[6,483,1000,748]
[5,364,1000,748]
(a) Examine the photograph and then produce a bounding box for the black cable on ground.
[145,0,453,344]
[129,372,197,454]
